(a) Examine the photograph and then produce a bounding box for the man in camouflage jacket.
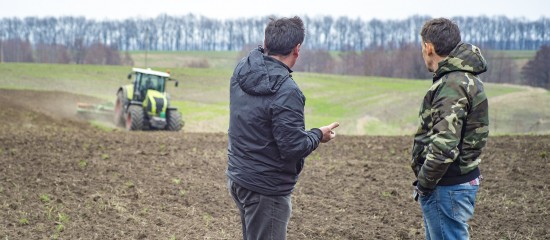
[411,18,489,240]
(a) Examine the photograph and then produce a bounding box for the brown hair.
[421,18,461,56]
[264,16,305,56]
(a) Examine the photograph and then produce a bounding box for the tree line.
[291,45,550,90]
[1,14,548,89]
[1,15,549,52]
[0,38,133,65]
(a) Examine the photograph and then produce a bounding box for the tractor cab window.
[141,75,165,93]
[133,73,144,100]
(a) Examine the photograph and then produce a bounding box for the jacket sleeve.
[271,88,322,161]
[417,78,470,191]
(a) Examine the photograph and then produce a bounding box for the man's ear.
[425,42,435,56]
[294,43,301,56]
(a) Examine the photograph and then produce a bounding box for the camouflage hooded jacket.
[411,42,489,192]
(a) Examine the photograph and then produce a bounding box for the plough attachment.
[76,102,114,120]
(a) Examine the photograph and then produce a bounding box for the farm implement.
[76,102,114,121]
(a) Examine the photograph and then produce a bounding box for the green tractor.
[114,68,183,131]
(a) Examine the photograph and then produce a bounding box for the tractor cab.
[127,68,170,102]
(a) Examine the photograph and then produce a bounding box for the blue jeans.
[419,180,479,240]
[227,178,292,240]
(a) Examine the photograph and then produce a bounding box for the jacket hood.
[434,42,488,80]
[234,47,291,96]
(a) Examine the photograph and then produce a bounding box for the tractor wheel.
[126,105,144,131]
[114,91,126,127]
[166,109,183,131]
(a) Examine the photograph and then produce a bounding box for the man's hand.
[319,122,339,143]
[412,180,432,201]
[412,180,420,201]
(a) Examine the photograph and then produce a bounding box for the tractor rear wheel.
[126,105,144,131]
[114,91,126,127]
[166,109,183,131]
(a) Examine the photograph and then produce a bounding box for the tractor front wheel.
[126,105,144,131]
[166,109,183,131]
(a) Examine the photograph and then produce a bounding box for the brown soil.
[1,89,549,239]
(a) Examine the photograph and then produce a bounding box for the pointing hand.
[319,122,339,143]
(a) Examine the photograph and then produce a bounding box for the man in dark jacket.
[411,18,489,239]
[227,16,339,240]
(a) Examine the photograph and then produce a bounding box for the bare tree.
[521,45,550,89]
[363,47,399,77]
[337,51,365,76]
[83,42,121,65]
[0,38,3,62]
[122,51,134,66]
[70,38,86,64]
[35,43,70,63]
[482,50,519,84]
[351,44,430,79]
[3,38,33,62]
[294,49,335,73]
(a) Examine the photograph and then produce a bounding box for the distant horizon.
[2,14,547,52]
[1,0,549,21]
[1,13,548,22]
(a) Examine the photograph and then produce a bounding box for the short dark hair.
[264,16,305,56]
[420,18,461,56]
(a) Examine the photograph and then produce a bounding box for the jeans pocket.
[449,189,477,222]
[234,184,260,206]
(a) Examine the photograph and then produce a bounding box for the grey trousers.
[227,178,292,240]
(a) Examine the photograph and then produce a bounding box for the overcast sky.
[1,0,549,21]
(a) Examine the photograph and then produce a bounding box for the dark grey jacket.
[226,47,322,196]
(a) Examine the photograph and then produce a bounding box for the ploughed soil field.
[1,89,549,239]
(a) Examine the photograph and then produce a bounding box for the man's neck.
[431,55,445,72]
[270,55,294,69]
